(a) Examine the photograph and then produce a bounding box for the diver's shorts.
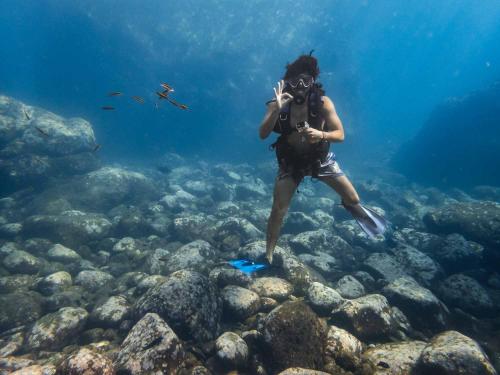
[277,152,345,183]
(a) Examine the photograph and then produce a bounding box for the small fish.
[156,91,169,99]
[93,144,101,152]
[101,106,115,110]
[377,361,390,369]
[161,83,174,92]
[167,98,189,110]
[34,126,49,137]
[154,102,159,110]
[107,92,123,97]
[158,256,168,262]
[23,109,31,120]
[132,96,145,104]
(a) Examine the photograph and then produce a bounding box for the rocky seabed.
[1,95,500,374]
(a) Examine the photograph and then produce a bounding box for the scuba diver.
[259,53,387,264]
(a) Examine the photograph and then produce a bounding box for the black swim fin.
[343,201,388,239]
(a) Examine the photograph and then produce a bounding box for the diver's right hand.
[273,80,293,110]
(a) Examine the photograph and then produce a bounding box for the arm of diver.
[320,96,345,143]
[259,101,280,139]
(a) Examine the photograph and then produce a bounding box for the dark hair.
[283,54,320,80]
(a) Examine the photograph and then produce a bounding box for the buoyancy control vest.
[268,84,330,174]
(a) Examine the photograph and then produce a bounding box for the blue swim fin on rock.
[342,201,388,239]
[228,259,268,274]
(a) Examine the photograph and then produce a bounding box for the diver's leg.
[266,175,298,264]
[318,175,367,217]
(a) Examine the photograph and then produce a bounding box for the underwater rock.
[160,188,197,212]
[215,331,249,369]
[23,210,112,248]
[164,239,217,274]
[330,294,409,341]
[65,166,159,212]
[472,185,500,202]
[335,275,366,299]
[390,244,443,287]
[0,274,36,293]
[2,250,43,274]
[172,214,217,243]
[260,300,327,373]
[46,244,82,264]
[435,233,484,272]
[135,275,168,295]
[209,266,252,288]
[249,277,294,301]
[281,251,326,295]
[382,276,448,333]
[298,252,339,277]
[90,295,131,328]
[423,201,500,250]
[324,325,364,371]
[0,95,99,194]
[221,285,261,321]
[213,217,262,252]
[74,270,114,292]
[57,347,114,375]
[43,285,88,313]
[134,270,222,343]
[282,212,319,234]
[277,369,331,375]
[306,282,345,315]
[392,228,446,254]
[437,273,495,317]
[414,330,497,375]
[363,252,409,282]
[26,307,88,351]
[10,364,57,375]
[363,340,427,375]
[0,291,43,331]
[235,179,267,200]
[0,222,22,238]
[115,313,187,375]
[37,271,72,296]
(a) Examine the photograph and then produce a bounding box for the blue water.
[1,0,499,165]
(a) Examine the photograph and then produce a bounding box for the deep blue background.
[1,0,499,169]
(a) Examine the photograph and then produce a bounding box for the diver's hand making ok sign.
[273,80,293,110]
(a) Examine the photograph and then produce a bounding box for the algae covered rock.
[26,307,88,351]
[260,300,327,372]
[134,270,222,343]
[221,285,261,321]
[414,330,497,375]
[115,313,187,375]
[57,347,114,375]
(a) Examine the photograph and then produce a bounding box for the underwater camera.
[296,121,310,132]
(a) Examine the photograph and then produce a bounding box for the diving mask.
[286,74,314,89]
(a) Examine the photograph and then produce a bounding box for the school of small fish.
[101,82,189,111]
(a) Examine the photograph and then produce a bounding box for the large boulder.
[0,291,43,331]
[221,285,261,321]
[215,331,249,369]
[260,301,327,373]
[414,330,497,375]
[57,347,114,375]
[25,307,88,351]
[324,325,364,371]
[23,210,112,247]
[90,295,131,328]
[0,95,99,194]
[382,277,448,333]
[423,201,500,250]
[363,340,427,375]
[115,313,188,375]
[163,239,217,275]
[331,294,408,341]
[134,270,222,343]
[437,274,495,317]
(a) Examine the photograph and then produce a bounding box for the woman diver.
[259,53,387,264]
